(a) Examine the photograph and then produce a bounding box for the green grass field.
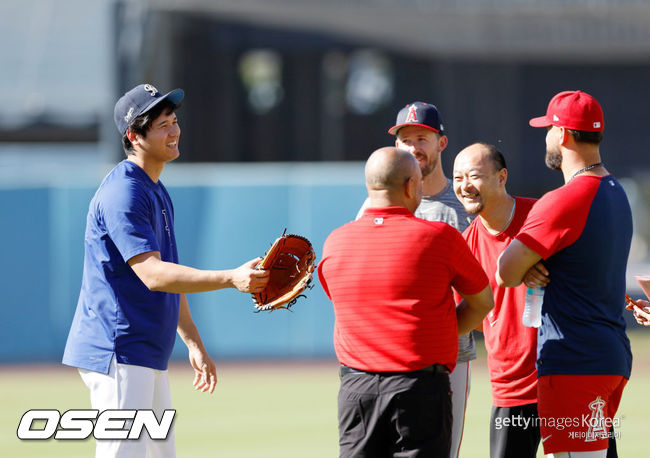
[3,332,649,457]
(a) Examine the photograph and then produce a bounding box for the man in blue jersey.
[62,84,270,458]
[497,90,632,458]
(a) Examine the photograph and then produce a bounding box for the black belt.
[339,364,449,377]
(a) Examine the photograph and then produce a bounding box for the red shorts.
[537,374,627,454]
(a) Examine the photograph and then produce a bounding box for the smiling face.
[131,109,181,164]
[395,125,446,178]
[453,144,505,215]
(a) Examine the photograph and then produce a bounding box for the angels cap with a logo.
[529,90,604,132]
[114,84,185,135]
[388,101,445,136]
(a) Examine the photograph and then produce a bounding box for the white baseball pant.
[78,357,176,458]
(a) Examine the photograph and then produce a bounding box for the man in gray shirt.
[357,102,475,458]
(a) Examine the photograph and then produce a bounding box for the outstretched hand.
[231,258,270,293]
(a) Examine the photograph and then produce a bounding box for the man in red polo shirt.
[318,146,494,457]
[453,143,539,458]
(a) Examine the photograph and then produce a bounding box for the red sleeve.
[516,180,598,259]
[448,227,489,295]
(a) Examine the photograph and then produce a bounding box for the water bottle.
[522,286,544,328]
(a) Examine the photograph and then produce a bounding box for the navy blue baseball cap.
[114,84,184,135]
[388,101,445,135]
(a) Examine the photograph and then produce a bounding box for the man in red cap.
[496,90,632,458]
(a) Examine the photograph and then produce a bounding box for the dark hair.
[567,129,603,145]
[121,100,179,154]
[476,142,507,172]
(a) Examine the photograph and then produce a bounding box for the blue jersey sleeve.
[100,178,160,263]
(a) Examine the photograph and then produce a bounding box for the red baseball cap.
[529,90,604,132]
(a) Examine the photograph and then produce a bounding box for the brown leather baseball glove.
[252,231,316,312]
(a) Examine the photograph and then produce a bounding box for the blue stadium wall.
[0,162,366,363]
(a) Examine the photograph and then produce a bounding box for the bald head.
[365,147,422,212]
[455,142,506,175]
[366,147,421,191]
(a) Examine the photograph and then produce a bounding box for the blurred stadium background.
[1,0,650,455]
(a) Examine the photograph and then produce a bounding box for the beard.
[418,155,438,178]
[545,147,562,171]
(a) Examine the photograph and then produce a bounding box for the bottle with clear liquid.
[522,286,544,328]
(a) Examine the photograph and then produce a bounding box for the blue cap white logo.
[114,84,184,135]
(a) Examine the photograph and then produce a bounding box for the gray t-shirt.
[415,181,474,233]
[357,179,477,362]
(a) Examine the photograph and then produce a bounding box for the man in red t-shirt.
[453,143,539,458]
[318,146,494,457]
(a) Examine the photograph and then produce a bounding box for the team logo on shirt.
[161,209,172,240]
